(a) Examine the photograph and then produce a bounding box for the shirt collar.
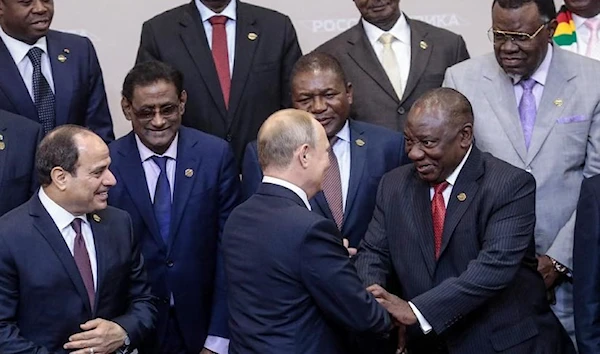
[510,43,553,86]
[0,24,48,65]
[38,187,88,232]
[262,176,312,211]
[362,12,411,46]
[135,132,179,162]
[572,12,600,31]
[334,120,350,143]
[444,145,473,187]
[196,0,237,22]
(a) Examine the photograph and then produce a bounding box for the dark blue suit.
[0,110,42,216]
[0,197,156,353]
[108,127,240,353]
[574,175,600,354]
[223,183,392,353]
[0,30,114,142]
[242,120,405,247]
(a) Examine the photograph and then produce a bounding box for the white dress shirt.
[573,12,600,60]
[0,25,55,99]
[511,44,553,110]
[262,176,312,210]
[196,0,237,76]
[331,121,351,211]
[38,187,97,290]
[409,145,473,334]
[362,13,411,94]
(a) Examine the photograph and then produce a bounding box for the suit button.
[166,260,174,268]
[525,166,532,173]
[225,134,232,142]
[398,107,406,115]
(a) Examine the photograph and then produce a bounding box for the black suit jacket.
[355,147,574,354]
[316,17,469,131]
[0,197,157,353]
[136,0,302,166]
[0,110,42,216]
[223,183,392,353]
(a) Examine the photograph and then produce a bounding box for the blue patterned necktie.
[152,156,172,243]
[518,78,537,150]
[26,47,55,134]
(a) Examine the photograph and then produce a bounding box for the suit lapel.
[0,123,7,187]
[402,19,432,103]
[227,2,259,129]
[412,176,436,278]
[311,192,334,221]
[0,38,37,119]
[46,31,73,126]
[179,3,228,119]
[115,133,165,251]
[30,196,93,315]
[88,210,109,315]
[347,23,398,102]
[344,122,367,224]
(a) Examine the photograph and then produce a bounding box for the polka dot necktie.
[27,47,55,134]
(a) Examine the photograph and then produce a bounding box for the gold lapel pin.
[420,41,428,50]
[92,214,101,222]
[63,48,70,54]
[457,193,467,202]
[57,54,67,63]
[0,134,5,150]
[554,99,563,107]
[248,32,258,41]
[355,139,365,147]
[185,168,194,178]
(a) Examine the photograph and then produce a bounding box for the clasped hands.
[63,318,126,354]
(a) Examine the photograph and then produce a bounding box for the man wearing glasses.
[444,0,600,346]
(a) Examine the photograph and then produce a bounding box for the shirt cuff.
[408,301,432,334]
[204,335,229,354]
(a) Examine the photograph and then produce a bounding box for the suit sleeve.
[574,178,600,354]
[208,145,241,338]
[28,125,43,196]
[442,66,458,90]
[241,142,263,201]
[111,213,157,349]
[0,237,53,354]
[410,172,536,335]
[136,21,161,63]
[83,37,114,143]
[279,16,302,109]
[454,35,470,64]
[300,219,392,333]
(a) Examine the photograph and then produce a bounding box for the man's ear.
[121,97,132,121]
[50,167,69,191]
[299,144,310,168]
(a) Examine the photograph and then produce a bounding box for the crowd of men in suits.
[1,0,600,353]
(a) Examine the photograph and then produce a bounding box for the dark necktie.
[322,137,344,229]
[71,218,95,309]
[518,78,537,150]
[152,156,172,243]
[432,182,449,259]
[27,47,55,134]
[209,15,231,109]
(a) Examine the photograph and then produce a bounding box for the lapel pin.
[185,168,194,178]
[554,99,563,107]
[420,41,428,50]
[63,48,70,54]
[92,214,101,223]
[457,193,467,202]
[57,54,67,63]
[248,32,258,41]
[0,134,5,150]
[355,139,365,147]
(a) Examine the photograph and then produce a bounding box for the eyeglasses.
[487,23,548,45]
[129,103,180,121]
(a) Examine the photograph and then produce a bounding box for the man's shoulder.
[0,109,41,136]
[351,120,402,139]
[315,24,362,53]
[94,205,130,224]
[142,3,190,26]
[480,151,534,185]
[447,53,496,74]
[46,29,92,47]
[238,1,293,21]
[408,18,463,42]
[179,126,229,150]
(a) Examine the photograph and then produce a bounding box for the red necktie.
[209,15,231,108]
[322,137,344,229]
[432,182,449,259]
[71,218,95,309]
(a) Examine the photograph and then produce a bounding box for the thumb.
[81,318,103,330]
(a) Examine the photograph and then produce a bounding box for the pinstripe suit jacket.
[355,146,574,354]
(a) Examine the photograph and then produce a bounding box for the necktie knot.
[378,33,395,47]
[27,47,44,66]
[519,78,536,92]
[585,18,600,32]
[209,15,228,26]
[433,181,449,195]
[151,156,169,173]
[71,218,83,235]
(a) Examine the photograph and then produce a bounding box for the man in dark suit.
[136,0,302,166]
[108,61,240,354]
[224,109,392,353]
[574,175,600,353]
[0,0,114,141]
[315,0,469,131]
[0,125,156,354]
[356,88,574,353]
[0,110,42,216]
[242,52,406,247]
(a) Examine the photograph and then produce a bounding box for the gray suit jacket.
[316,16,469,131]
[444,47,600,271]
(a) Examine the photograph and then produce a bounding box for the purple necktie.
[518,78,537,149]
[322,137,344,229]
[71,218,95,310]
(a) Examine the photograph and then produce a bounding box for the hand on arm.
[63,318,126,354]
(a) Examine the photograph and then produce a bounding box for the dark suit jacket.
[0,196,156,353]
[242,120,406,246]
[355,147,575,354]
[0,30,114,142]
[223,183,392,353]
[316,17,469,131]
[574,174,600,354]
[108,127,240,353]
[0,110,42,216]
[136,0,302,166]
